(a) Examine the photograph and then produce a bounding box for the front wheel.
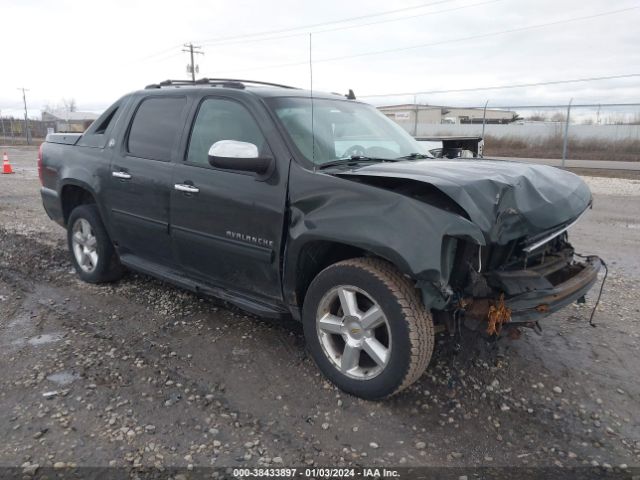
[302,258,434,399]
[67,204,123,283]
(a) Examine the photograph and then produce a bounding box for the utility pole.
[480,99,490,159]
[18,87,30,145]
[0,109,5,144]
[182,43,204,83]
[481,99,489,140]
[561,98,573,168]
[413,94,419,137]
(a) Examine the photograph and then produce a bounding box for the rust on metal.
[462,298,491,320]
[486,293,512,336]
[461,293,513,336]
[535,304,550,312]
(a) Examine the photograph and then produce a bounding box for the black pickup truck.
[39,78,602,399]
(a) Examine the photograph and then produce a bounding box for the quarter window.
[93,106,118,134]
[187,98,267,166]
[128,97,187,161]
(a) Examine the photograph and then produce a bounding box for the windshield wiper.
[396,152,432,160]
[318,156,396,170]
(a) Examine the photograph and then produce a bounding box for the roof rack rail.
[198,78,299,89]
[145,78,299,90]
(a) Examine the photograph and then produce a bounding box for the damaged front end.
[447,231,603,335]
[288,155,603,334]
[333,158,604,335]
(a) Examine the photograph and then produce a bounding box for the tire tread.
[317,257,434,397]
[67,204,123,283]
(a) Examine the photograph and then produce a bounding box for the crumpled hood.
[337,158,592,244]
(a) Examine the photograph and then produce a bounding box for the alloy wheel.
[71,218,99,273]
[316,285,392,380]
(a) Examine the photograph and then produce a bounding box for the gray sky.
[1,0,639,118]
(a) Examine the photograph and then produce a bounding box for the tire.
[67,204,123,283]
[302,257,434,400]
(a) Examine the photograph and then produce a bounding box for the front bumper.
[463,254,602,328]
[505,255,602,322]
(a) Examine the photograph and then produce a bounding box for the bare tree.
[507,113,523,123]
[526,111,547,122]
[603,114,627,125]
[63,98,77,112]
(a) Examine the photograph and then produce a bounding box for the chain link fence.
[0,116,48,145]
[382,100,640,162]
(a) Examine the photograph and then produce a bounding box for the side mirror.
[208,140,272,174]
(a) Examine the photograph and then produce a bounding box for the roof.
[138,78,356,101]
[378,104,440,110]
[378,103,515,114]
[44,110,99,121]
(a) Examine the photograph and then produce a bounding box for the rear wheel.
[302,257,434,399]
[67,204,123,283]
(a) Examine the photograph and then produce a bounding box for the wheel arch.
[285,239,409,317]
[60,181,99,226]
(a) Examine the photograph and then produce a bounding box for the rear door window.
[127,97,187,161]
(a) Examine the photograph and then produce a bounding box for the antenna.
[309,33,316,171]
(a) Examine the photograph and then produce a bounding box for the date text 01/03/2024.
[232,467,400,478]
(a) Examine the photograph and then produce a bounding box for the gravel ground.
[0,147,639,476]
[582,176,640,197]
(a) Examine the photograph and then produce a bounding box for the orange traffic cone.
[2,152,14,174]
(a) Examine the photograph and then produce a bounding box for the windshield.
[267,97,433,166]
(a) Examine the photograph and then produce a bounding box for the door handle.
[112,171,132,180]
[174,184,200,194]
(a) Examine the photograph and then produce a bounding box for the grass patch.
[483,134,640,162]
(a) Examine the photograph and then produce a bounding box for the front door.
[105,95,189,265]
[170,97,288,301]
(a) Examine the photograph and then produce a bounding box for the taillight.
[37,143,44,185]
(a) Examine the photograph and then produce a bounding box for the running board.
[119,254,290,319]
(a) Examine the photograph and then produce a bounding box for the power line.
[360,73,640,98]
[139,50,185,65]
[221,6,638,74]
[307,0,501,36]
[197,0,455,46]
[323,6,639,63]
[431,102,640,109]
[139,0,455,61]
[139,43,185,62]
[199,0,501,48]
[141,0,496,62]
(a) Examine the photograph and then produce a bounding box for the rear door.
[170,96,288,301]
[104,95,189,265]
